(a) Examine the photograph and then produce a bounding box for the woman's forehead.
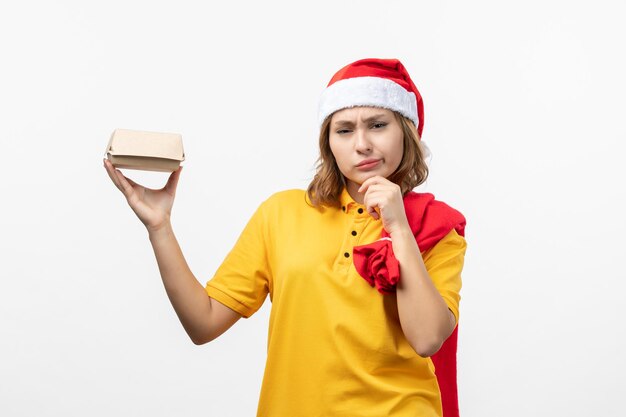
[331,107,394,124]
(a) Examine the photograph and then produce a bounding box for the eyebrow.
[332,113,389,127]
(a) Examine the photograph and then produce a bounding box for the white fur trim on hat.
[318,76,418,127]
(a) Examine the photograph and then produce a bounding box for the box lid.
[105,129,185,161]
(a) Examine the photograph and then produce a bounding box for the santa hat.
[318,58,431,161]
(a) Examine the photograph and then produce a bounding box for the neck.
[346,181,364,204]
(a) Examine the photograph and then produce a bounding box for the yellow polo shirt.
[205,187,466,417]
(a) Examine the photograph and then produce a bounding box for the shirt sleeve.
[205,199,272,318]
[421,228,466,325]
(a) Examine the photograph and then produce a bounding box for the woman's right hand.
[103,158,183,233]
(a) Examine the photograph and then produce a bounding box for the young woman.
[104,58,467,417]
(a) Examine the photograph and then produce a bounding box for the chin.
[361,170,389,180]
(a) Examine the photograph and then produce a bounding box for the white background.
[1,1,625,416]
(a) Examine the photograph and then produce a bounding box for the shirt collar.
[339,186,361,212]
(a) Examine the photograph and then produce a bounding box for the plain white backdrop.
[1,1,625,416]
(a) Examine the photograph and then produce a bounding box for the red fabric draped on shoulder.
[352,192,466,292]
[352,191,466,417]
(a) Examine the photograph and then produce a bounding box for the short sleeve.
[205,200,272,318]
[421,228,466,324]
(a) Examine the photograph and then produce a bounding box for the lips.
[356,159,382,169]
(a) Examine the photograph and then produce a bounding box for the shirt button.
[357,208,364,214]
[351,231,357,236]
[344,252,350,258]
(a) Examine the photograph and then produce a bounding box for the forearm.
[392,228,454,357]
[148,222,212,344]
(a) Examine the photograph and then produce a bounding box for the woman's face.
[328,106,404,193]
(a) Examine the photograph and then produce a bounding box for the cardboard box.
[105,128,185,172]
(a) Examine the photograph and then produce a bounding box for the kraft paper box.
[105,128,185,172]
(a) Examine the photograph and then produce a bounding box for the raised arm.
[104,159,241,344]
[148,222,242,344]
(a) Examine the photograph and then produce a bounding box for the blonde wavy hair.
[306,110,429,208]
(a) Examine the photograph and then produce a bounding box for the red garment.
[353,192,466,292]
[352,191,466,417]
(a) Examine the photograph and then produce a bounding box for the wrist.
[389,223,421,253]
[388,222,412,239]
[148,221,174,241]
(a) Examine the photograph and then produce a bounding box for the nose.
[354,127,372,154]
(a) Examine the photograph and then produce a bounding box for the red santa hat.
[318,58,423,135]
[318,58,431,161]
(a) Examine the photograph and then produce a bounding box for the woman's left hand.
[358,176,411,236]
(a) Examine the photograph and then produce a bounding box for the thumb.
[165,165,182,194]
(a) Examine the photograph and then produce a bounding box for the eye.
[371,122,387,129]
[336,129,351,134]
